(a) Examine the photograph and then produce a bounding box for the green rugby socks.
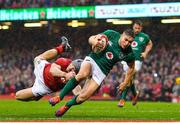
[130,83,137,96]
[120,87,129,100]
[66,95,80,107]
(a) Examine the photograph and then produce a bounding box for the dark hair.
[123,29,135,38]
[71,59,83,74]
[134,20,143,26]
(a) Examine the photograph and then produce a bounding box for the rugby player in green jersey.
[49,29,135,117]
[118,20,153,107]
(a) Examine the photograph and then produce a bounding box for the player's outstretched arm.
[118,61,135,93]
[141,40,153,59]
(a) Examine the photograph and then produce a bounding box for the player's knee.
[15,91,22,100]
[33,57,38,64]
[77,94,89,103]
[76,73,88,82]
[34,56,42,65]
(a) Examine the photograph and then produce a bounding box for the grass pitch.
[0,99,180,121]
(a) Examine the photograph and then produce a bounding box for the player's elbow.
[150,42,153,49]
[88,36,93,45]
[149,40,153,49]
[88,35,97,46]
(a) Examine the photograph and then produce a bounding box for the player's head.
[133,20,143,35]
[120,29,134,49]
[66,59,83,74]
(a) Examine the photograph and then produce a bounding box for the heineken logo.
[106,52,113,60]
[131,41,138,47]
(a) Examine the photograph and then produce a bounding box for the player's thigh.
[79,78,99,99]
[32,79,52,97]
[33,58,52,96]
[76,61,91,80]
[80,79,91,94]
[15,88,34,99]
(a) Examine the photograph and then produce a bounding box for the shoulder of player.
[103,29,120,36]
[55,57,72,65]
[56,57,68,61]
[138,32,149,38]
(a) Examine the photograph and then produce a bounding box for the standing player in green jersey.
[49,29,135,117]
[118,20,153,107]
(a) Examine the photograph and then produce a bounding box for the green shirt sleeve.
[102,29,120,42]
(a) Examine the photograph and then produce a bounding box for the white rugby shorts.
[121,60,142,72]
[84,56,106,85]
[32,58,52,97]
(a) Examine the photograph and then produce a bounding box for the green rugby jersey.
[89,30,134,75]
[131,32,150,61]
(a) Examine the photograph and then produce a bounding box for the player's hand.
[141,52,147,59]
[61,36,72,52]
[118,82,126,94]
[65,71,76,81]
[92,34,108,53]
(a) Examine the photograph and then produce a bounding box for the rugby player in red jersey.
[15,36,83,101]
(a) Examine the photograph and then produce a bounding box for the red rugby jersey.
[43,58,72,91]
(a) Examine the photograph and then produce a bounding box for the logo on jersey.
[119,53,125,59]
[106,52,113,60]
[139,37,144,42]
[131,41,138,47]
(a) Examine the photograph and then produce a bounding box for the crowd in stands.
[0,21,179,102]
[0,0,179,8]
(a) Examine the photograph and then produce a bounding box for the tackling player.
[15,36,83,101]
[49,29,135,117]
[118,20,153,107]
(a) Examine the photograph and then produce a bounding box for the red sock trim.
[55,45,64,54]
